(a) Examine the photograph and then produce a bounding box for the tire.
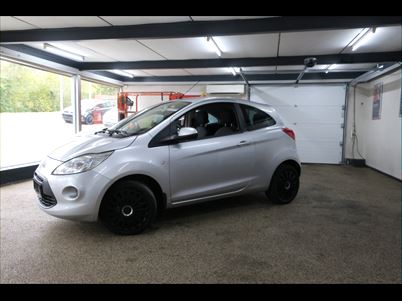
[85,114,93,125]
[99,180,157,235]
[266,163,299,204]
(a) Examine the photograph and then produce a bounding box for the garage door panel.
[296,140,343,164]
[251,85,346,164]
[291,123,343,141]
[275,106,344,124]
[252,85,346,106]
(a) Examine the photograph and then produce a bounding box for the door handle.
[237,140,249,146]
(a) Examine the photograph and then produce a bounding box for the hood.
[48,133,137,161]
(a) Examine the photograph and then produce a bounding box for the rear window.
[240,104,276,130]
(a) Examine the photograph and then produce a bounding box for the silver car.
[33,97,300,235]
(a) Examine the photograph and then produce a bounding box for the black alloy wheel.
[99,180,157,235]
[266,163,300,204]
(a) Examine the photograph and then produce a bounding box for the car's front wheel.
[99,180,157,235]
[266,163,299,204]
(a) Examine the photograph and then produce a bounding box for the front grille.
[33,172,57,208]
[39,194,57,207]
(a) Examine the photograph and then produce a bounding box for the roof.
[0,16,400,84]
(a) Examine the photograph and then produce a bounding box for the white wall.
[123,84,203,110]
[122,84,246,110]
[345,70,401,179]
[123,84,207,94]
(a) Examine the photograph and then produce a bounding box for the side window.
[240,104,276,130]
[149,102,240,147]
[188,103,240,139]
[208,113,218,124]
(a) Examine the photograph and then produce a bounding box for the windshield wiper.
[94,128,108,134]
[106,129,129,136]
[94,128,128,136]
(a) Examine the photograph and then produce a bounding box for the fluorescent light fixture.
[206,37,222,57]
[228,67,240,76]
[109,70,134,78]
[325,64,337,74]
[348,28,371,47]
[43,43,85,61]
[352,28,376,51]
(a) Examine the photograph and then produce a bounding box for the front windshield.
[110,101,190,136]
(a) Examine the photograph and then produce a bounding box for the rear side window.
[240,104,276,130]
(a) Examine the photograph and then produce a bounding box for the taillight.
[282,127,295,140]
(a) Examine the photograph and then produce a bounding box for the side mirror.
[160,127,198,144]
[177,127,198,139]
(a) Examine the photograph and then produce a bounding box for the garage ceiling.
[0,16,400,83]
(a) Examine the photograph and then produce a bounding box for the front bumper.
[34,157,111,222]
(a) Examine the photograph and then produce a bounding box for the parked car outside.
[62,99,114,124]
[35,97,301,235]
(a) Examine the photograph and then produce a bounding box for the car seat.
[193,110,208,138]
[214,111,236,137]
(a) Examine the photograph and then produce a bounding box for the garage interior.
[0,16,401,283]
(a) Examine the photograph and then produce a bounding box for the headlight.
[52,151,113,175]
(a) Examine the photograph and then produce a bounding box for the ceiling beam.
[78,52,402,70]
[1,16,400,43]
[3,45,399,72]
[1,44,81,69]
[120,72,365,83]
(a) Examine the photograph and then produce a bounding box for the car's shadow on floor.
[149,192,272,230]
[44,193,273,237]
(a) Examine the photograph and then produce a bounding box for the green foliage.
[0,60,118,113]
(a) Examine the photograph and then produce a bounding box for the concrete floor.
[0,165,400,283]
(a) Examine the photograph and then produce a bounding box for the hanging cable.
[182,81,200,98]
[352,85,364,159]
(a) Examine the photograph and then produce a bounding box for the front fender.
[92,141,170,217]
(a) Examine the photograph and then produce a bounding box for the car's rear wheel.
[85,114,93,125]
[99,180,157,235]
[266,163,299,204]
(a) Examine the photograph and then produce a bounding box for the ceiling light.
[352,28,376,51]
[348,28,371,47]
[206,37,222,57]
[228,67,240,76]
[109,70,134,78]
[325,64,337,74]
[43,43,85,61]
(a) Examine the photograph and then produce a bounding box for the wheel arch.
[98,174,166,218]
[278,159,301,176]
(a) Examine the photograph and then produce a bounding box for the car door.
[169,102,256,204]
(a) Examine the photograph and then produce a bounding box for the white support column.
[71,75,82,133]
[59,76,64,112]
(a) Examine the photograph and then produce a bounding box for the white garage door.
[251,85,346,164]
